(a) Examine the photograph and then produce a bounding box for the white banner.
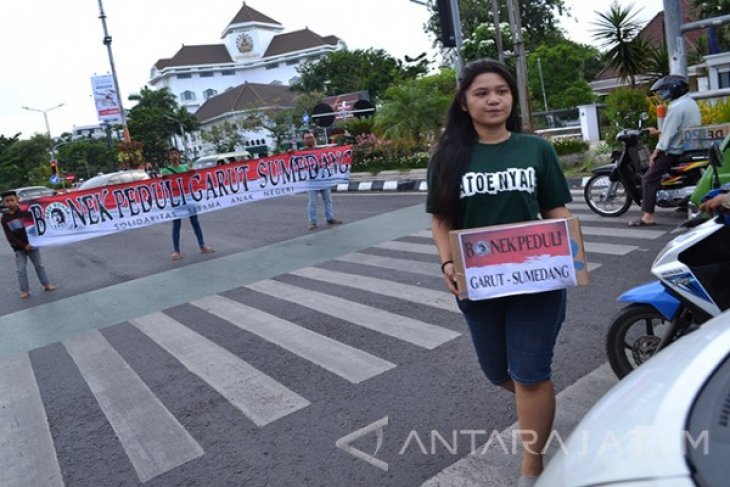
[90,74,122,124]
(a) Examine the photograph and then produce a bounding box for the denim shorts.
[457,289,566,385]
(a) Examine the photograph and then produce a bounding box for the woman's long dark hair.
[430,59,521,228]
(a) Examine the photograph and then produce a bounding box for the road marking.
[580,225,665,240]
[358,181,373,191]
[375,240,438,255]
[584,241,639,256]
[130,313,310,427]
[191,295,395,383]
[336,253,441,276]
[248,279,460,349]
[411,229,433,239]
[383,181,399,191]
[0,354,63,487]
[64,331,203,483]
[290,267,459,312]
[420,364,618,486]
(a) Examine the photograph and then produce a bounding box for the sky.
[1,0,666,140]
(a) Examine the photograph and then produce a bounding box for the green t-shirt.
[161,163,189,175]
[426,133,572,229]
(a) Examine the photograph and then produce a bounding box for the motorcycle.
[605,153,730,378]
[688,132,730,216]
[584,116,709,217]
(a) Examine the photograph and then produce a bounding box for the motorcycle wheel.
[606,304,673,379]
[583,174,633,217]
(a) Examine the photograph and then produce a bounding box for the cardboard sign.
[449,218,588,301]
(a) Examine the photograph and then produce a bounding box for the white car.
[537,310,730,487]
[78,170,150,190]
[190,151,251,170]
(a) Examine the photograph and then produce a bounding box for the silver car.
[537,310,730,486]
[78,170,150,190]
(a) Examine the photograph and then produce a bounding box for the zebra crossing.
[0,196,674,486]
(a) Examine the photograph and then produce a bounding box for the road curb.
[335,175,586,192]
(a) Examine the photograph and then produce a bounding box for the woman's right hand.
[442,262,459,296]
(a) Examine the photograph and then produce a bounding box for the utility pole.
[663,0,686,76]
[96,0,129,142]
[448,0,465,74]
[491,0,504,63]
[505,0,533,132]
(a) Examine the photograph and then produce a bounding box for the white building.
[148,2,346,113]
[70,124,122,142]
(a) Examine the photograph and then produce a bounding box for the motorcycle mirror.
[708,143,722,168]
[639,112,649,120]
[708,143,723,188]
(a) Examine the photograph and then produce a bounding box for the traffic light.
[436,0,456,47]
[50,160,58,175]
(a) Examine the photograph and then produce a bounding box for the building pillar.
[578,103,601,142]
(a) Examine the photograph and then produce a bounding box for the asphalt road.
[0,192,425,315]
[0,192,690,487]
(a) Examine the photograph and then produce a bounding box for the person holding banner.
[303,131,342,230]
[162,147,215,261]
[1,190,57,298]
[426,59,572,487]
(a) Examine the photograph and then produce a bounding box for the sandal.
[200,246,215,254]
[44,284,57,292]
[171,252,182,261]
[628,219,656,227]
[19,291,30,299]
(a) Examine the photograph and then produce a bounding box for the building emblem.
[236,33,254,53]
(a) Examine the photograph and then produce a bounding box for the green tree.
[56,139,118,181]
[460,21,513,62]
[127,86,200,162]
[604,88,651,142]
[592,2,650,87]
[0,134,53,189]
[294,49,428,101]
[527,42,597,110]
[201,121,246,153]
[373,69,455,149]
[427,0,568,50]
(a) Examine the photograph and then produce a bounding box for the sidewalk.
[340,169,586,192]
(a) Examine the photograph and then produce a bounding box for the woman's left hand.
[442,262,459,295]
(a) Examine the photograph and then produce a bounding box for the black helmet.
[650,75,689,101]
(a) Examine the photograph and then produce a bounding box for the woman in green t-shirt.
[427,59,573,487]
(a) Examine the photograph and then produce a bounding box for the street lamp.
[22,103,64,140]
[22,103,65,186]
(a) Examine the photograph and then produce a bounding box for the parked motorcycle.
[688,134,730,216]
[605,161,730,378]
[584,118,708,217]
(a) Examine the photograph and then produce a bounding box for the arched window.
[181,90,196,101]
[203,88,218,99]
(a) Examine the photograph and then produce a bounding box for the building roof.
[155,58,171,70]
[195,82,300,123]
[160,44,233,68]
[228,2,281,26]
[593,0,704,82]
[322,35,341,46]
[263,28,335,57]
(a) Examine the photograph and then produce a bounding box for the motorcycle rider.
[629,75,701,226]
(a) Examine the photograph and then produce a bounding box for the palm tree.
[592,2,650,87]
